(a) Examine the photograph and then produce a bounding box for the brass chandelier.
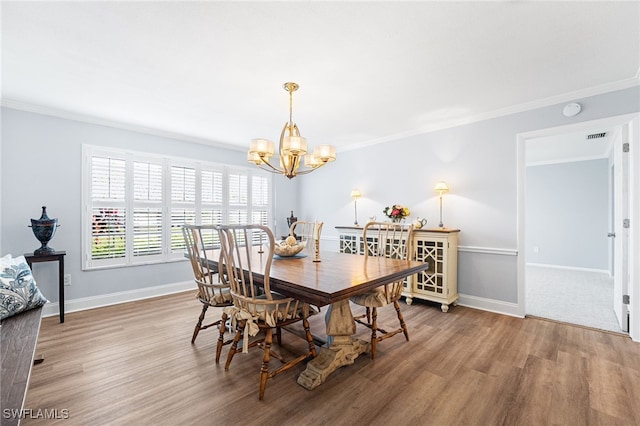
[247,82,336,179]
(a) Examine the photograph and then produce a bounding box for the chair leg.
[225,319,245,371]
[215,311,228,364]
[370,307,378,359]
[365,307,371,324]
[302,314,317,358]
[191,304,209,344]
[259,328,273,400]
[276,326,282,346]
[394,300,410,341]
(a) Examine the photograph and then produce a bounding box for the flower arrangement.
[383,204,410,222]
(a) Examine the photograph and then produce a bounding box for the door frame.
[516,113,640,342]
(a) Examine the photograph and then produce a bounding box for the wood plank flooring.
[20,291,640,426]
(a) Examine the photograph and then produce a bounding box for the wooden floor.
[22,291,640,426]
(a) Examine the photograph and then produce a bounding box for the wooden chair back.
[217,224,302,324]
[289,220,323,255]
[182,224,232,306]
[362,221,415,302]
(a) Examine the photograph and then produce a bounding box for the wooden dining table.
[203,249,428,390]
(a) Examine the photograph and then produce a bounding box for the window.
[170,165,196,253]
[83,145,272,270]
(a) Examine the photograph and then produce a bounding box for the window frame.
[82,145,273,270]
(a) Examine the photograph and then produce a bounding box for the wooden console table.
[24,251,66,323]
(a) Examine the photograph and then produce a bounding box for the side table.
[24,251,66,323]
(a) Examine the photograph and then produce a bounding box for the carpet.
[525,265,623,333]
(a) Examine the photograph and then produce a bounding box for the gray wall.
[0,107,303,304]
[1,85,639,311]
[525,159,609,269]
[296,86,639,304]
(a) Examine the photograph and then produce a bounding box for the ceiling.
[527,128,615,166]
[2,1,639,153]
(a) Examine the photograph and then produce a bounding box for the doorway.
[517,113,639,341]
[525,128,621,332]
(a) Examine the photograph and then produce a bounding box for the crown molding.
[0,98,246,153]
[341,76,640,153]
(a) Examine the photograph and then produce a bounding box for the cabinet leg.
[405,297,413,306]
[440,304,449,313]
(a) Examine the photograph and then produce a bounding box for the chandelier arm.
[279,122,289,148]
[256,157,285,174]
[295,163,328,175]
[279,123,290,176]
[259,166,287,175]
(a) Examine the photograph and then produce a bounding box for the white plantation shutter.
[92,157,125,200]
[134,161,163,201]
[133,207,163,256]
[171,166,196,203]
[228,172,248,204]
[252,175,270,227]
[90,156,127,265]
[83,145,272,269]
[170,208,196,252]
[91,207,126,260]
[201,169,223,204]
[132,160,164,260]
[200,169,224,249]
[170,166,196,253]
[228,171,248,225]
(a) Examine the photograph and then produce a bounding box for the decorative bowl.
[274,240,306,257]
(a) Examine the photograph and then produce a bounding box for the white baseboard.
[526,262,609,275]
[457,293,524,318]
[42,281,194,318]
[42,281,524,322]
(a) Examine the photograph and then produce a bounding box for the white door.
[612,126,629,332]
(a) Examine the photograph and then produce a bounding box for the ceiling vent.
[586,132,606,140]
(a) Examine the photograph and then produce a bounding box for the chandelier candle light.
[247,82,336,179]
[350,189,361,226]
[434,181,449,228]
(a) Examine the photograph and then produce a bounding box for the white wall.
[526,159,609,270]
[295,86,640,312]
[2,85,639,318]
[0,108,249,306]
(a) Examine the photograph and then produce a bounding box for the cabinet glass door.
[414,239,446,295]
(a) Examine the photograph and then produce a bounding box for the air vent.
[587,132,606,140]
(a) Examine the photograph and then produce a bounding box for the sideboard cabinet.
[335,226,460,312]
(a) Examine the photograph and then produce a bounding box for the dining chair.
[217,224,317,400]
[350,221,415,359]
[289,220,323,257]
[182,224,234,363]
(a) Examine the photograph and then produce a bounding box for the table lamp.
[350,189,362,226]
[434,181,449,228]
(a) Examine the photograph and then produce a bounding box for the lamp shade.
[304,153,322,168]
[249,138,275,157]
[247,151,263,165]
[350,189,361,199]
[434,181,449,194]
[282,135,308,156]
[314,145,336,162]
